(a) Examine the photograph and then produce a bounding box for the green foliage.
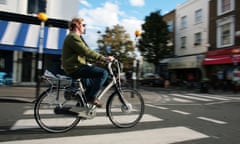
[137,10,172,67]
[97,25,135,70]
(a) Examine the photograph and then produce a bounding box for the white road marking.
[187,93,229,101]
[170,93,212,102]
[172,97,193,103]
[23,108,136,115]
[3,127,209,144]
[197,116,227,124]
[10,114,161,130]
[145,104,169,110]
[171,110,191,115]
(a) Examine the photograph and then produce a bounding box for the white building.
[0,0,79,20]
[0,0,80,84]
[168,0,209,82]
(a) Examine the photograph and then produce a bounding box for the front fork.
[112,86,131,110]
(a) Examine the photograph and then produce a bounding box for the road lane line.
[3,127,209,144]
[197,116,227,124]
[171,110,191,115]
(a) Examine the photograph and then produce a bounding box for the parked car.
[140,73,164,87]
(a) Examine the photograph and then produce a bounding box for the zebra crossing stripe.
[23,108,137,115]
[171,110,191,115]
[145,104,169,110]
[172,97,193,103]
[10,114,162,130]
[170,93,212,101]
[187,93,229,101]
[3,127,209,144]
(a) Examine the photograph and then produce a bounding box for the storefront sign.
[168,55,199,69]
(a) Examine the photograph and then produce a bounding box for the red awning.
[203,54,240,65]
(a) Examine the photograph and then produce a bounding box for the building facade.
[0,0,80,84]
[160,10,176,79]
[0,0,79,20]
[202,0,240,90]
[168,0,209,85]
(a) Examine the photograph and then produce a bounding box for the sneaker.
[92,99,103,108]
[54,106,77,115]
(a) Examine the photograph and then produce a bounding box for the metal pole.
[36,21,45,98]
[133,30,141,90]
[132,58,137,90]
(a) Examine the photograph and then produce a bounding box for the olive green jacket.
[61,32,105,75]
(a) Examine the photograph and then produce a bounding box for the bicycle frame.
[35,59,144,132]
[77,60,127,110]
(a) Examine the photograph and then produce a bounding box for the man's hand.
[105,56,114,62]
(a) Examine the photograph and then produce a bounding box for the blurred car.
[140,73,164,87]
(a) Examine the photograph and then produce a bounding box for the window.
[28,0,46,14]
[217,16,234,47]
[181,16,187,29]
[195,9,202,24]
[181,36,187,48]
[0,0,6,4]
[194,32,202,45]
[167,20,173,32]
[218,0,234,15]
[221,23,231,45]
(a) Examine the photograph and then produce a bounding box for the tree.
[97,25,135,70]
[137,10,172,72]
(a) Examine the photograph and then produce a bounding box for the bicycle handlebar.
[107,59,121,85]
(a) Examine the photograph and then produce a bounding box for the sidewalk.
[0,86,45,103]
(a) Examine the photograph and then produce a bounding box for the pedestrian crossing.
[2,92,232,143]
[161,92,231,104]
[10,112,161,130]
[2,127,209,144]
[5,107,210,144]
[141,89,232,105]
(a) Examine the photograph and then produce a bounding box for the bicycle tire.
[106,88,144,128]
[34,87,81,133]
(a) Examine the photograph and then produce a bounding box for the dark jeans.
[69,65,108,100]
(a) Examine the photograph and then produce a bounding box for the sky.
[77,0,187,49]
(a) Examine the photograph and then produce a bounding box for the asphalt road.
[0,87,240,144]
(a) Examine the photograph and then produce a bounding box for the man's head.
[69,18,86,34]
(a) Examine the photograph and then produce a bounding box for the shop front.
[0,19,68,84]
[167,55,204,86]
[202,46,240,91]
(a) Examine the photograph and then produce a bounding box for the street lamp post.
[132,30,141,90]
[36,12,48,98]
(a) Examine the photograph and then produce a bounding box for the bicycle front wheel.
[107,89,144,128]
[34,88,81,133]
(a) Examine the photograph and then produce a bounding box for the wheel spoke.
[107,89,144,128]
[34,88,81,133]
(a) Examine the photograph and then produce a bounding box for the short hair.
[68,18,84,31]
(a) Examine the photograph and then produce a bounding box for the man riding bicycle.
[61,17,114,107]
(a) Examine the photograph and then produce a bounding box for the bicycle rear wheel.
[34,88,81,133]
[107,88,144,128]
